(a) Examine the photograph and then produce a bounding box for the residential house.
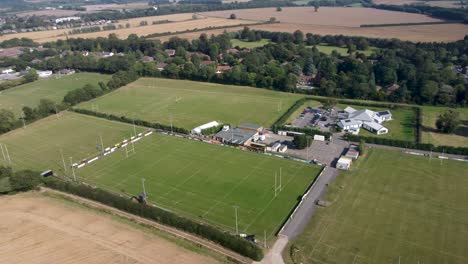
[156,62,167,71]
[216,65,232,74]
[385,83,400,96]
[141,56,154,63]
[165,49,176,57]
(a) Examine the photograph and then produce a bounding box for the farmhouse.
[337,106,391,135]
[156,62,167,71]
[191,121,220,135]
[141,56,154,63]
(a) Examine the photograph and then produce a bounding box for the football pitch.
[78,78,303,129]
[0,73,110,116]
[0,112,144,172]
[77,133,321,241]
[287,149,468,264]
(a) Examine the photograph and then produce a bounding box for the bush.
[43,177,264,260]
[293,134,311,149]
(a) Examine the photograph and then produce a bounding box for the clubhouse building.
[337,106,392,135]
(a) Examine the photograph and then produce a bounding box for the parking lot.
[287,137,349,166]
[291,106,337,132]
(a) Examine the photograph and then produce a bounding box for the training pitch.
[0,112,143,172]
[288,148,468,264]
[78,78,302,129]
[77,133,321,241]
[0,73,110,116]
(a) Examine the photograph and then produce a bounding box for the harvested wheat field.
[15,9,91,17]
[373,0,418,5]
[84,2,150,11]
[0,17,253,43]
[0,193,219,264]
[249,22,468,42]
[201,7,443,27]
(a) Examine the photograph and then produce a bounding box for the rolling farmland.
[287,148,468,264]
[77,132,322,240]
[78,78,303,129]
[0,73,110,116]
[0,16,255,43]
[200,7,468,42]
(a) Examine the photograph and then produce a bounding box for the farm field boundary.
[41,187,251,263]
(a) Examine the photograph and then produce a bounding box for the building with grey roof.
[215,127,257,146]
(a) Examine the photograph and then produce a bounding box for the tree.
[229,13,237,19]
[37,98,56,117]
[0,109,15,133]
[22,106,37,121]
[24,68,38,82]
[314,4,319,12]
[276,7,282,11]
[436,109,460,134]
[9,169,41,192]
[293,134,311,149]
[269,17,277,23]
[359,140,365,155]
[293,30,304,44]
[322,98,337,110]
[421,80,439,104]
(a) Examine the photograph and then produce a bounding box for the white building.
[337,106,391,135]
[191,121,220,135]
[1,68,14,74]
[55,17,81,24]
[37,70,53,78]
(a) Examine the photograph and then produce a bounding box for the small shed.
[278,145,288,153]
[336,156,352,170]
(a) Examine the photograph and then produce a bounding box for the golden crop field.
[196,7,468,42]
[249,22,468,42]
[83,2,150,11]
[0,16,254,43]
[201,7,443,27]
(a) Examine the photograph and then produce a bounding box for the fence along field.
[288,148,468,264]
[77,132,322,241]
[78,78,303,130]
[0,72,110,116]
[0,112,144,172]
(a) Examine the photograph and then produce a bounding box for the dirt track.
[0,193,219,264]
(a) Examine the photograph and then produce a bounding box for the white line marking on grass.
[201,159,267,218]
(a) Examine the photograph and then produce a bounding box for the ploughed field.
[288,148,468,264]
[78,78,303,130]
[77,131,322,241]
[0,73,110,116]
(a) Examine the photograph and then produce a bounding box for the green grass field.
[230,39,271,49]
[78,78,302,129]
[310,44,378,56]
[337,104,415,141]
[0,73,110,116]
[286,148,468,264]
[77,133,321,241]
[421,106,468,147]
[0,111,144,172]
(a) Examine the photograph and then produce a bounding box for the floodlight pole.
[69,157,76,182]
[60,149,67,172]
[142,178,147,196]
[99,134,104,152]
[132,119,137,136]
[264,230,267,248]
[21,117,26,129]
[0,144,6,162]
[4,145,11,164]
[233,205,239,235]
[274,172,277,197]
